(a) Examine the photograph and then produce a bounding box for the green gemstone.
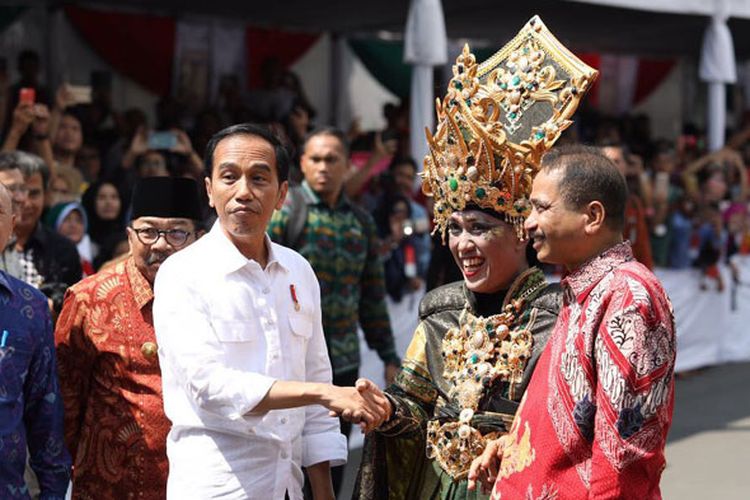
[497,197,505,206]
[535,131,545,140]
[465,99,472,107]
[500,83,508,90]
[470,354,479,364]
[454,80,463,90]
[512,75,521,86]
[509,112,517,119]
[475,187,486,199]
[449,177,459,191]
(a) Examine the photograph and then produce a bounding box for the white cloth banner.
[656,256,750,372]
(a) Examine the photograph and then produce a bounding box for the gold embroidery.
[498,420,536,480]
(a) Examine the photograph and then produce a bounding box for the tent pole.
[707,82,726,151]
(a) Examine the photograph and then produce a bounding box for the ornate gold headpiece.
[421,16,598,238]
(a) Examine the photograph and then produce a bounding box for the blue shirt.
[0,270,70,499]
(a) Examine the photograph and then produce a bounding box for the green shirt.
[268,182,399,376]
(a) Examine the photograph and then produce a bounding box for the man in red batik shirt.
[54,177,204,499]
[469,145,675,500]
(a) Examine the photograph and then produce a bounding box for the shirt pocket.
[288,311,313,340]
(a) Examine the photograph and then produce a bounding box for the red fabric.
[634,59,676,105]
[577,53,601,107]
[492,243,675,500]
[245,27,319,88]
[64,6,175,95]
[55,258,171,499]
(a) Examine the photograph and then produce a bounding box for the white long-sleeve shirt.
[153,221,347,500]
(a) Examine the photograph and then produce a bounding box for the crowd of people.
[0,15,741,498]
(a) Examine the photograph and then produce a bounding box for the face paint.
[447,210,527,293]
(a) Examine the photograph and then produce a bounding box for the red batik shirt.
[55,257,171,499]
[492,242,675,500]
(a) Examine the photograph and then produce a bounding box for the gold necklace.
[426,274,546,479]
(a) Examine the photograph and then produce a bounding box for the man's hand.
[355,378,392,433]
[321,383,390,432]
[384,362,400,386]
[54,84,77,111]
[129,126,149,155]
[467,436,507,494]
[31,104,51,138]
[11,101,34,134]
[371,131,397,162]
[170,129,195,155]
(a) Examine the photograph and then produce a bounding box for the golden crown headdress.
[422,16,598,239]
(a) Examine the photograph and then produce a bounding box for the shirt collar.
[207,220,289,275]
[301,180,352,211]
[125,256,154,309]
[561,241,634,304]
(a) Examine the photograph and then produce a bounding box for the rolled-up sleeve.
[154,261,276,424]
[300,267,347,467]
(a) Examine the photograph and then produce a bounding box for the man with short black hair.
[55,176,204,499]
[154,123,389,499]
[471,145,676,499]
[268,126,401,495]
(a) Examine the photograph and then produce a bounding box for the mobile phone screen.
[19,87,35,105]
[148,131,178,150]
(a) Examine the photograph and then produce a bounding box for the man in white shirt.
[153,123,389,500]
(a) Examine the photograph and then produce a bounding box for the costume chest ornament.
[426,275,545,480]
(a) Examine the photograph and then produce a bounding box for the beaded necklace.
[426,268,546,479]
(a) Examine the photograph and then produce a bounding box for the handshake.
[321,378,392,433]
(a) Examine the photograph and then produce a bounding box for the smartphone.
[19,87,35,105]
[68,85,92,104]
[148,131,178,150]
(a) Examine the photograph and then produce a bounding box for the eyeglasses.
[133,227,192,247]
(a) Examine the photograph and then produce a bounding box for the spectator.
[1,152,82,308]
[3,50,51,135]
[76,142,102,183]
[373,193,421,302]
[44,201,95,276]
[52,110,83,170]
[81,180,125,247]
[0,182,71,497]
[601,143,654,268]
[383,157,431,277]
[47,166,84,206]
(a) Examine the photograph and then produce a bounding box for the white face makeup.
[447,210,527,294]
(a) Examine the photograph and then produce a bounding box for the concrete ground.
[339,361,750,499]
